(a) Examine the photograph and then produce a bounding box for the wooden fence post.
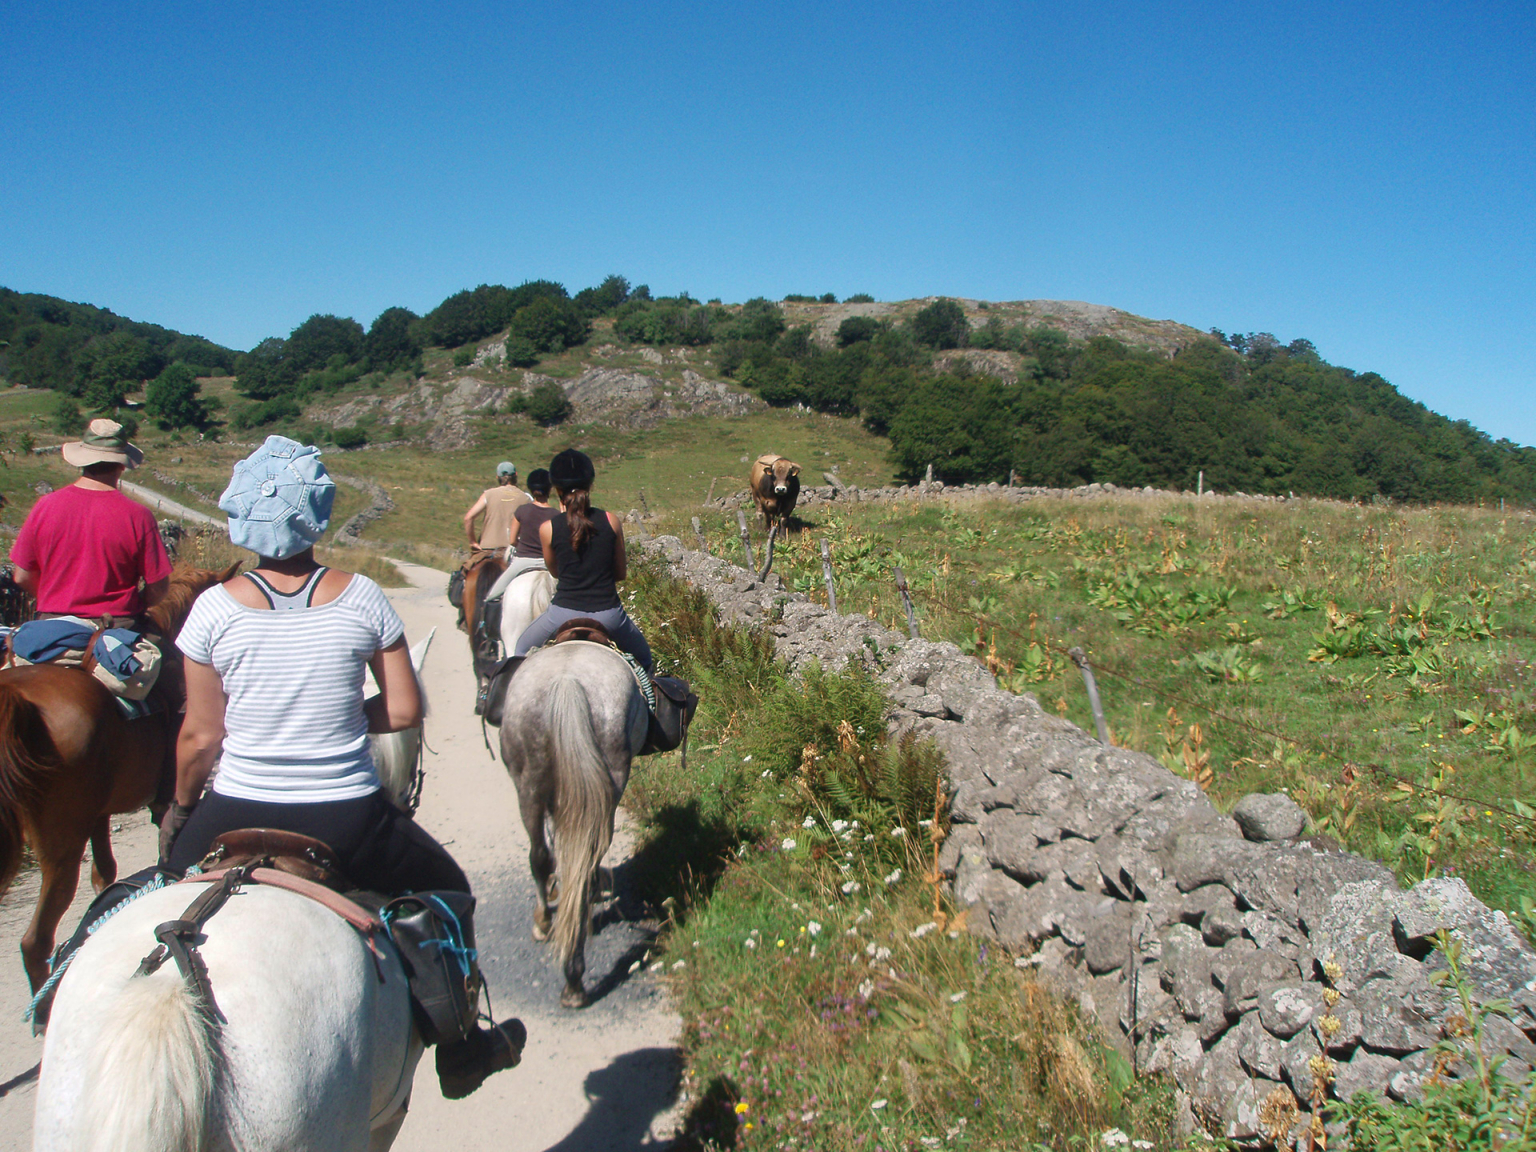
[820,538,838,614]
[691,516,708,553]
[736,509,755,572]
[758,522,778,581]
[1068,647,1111,746]
[893,567,919,638]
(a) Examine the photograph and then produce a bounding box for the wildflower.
[735,1102,750,1116]
[842,880,862,894]
[874,946,892,962]
[832,819,849,833]
[918,819,933,828]
[871,1099,888,1111]
[782,838,797,851]
[809,944,817,958]
[672,960,687,970]
[802,816,816,829]
[949,991,967,1003]
[760,769,771,778]
[744,1123,754,1132]
[857,907,873,923]
[845,927,860,937]
[891,826,906,838]
[807,921,822,936]
[864,834,874,841]
[884,868,902,885]
[777,939,785,948]
[649,961,663,972]
[858,978,874,998]
[911,922,937,938]
[742,755,752,762]
[744,938,757,949]
[850,820,860,829]
[1101,1130,1130,1148]
[921,1139,940,1147]
[1133,1142,1154,1150]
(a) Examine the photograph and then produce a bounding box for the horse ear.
[219,561,242,582]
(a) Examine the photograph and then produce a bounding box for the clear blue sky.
[3,1,1532,444]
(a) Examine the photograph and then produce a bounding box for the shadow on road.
[541,1047,681,1152]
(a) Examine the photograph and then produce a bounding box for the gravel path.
[0,559,682,1151]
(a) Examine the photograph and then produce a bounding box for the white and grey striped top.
[177,574,405,803]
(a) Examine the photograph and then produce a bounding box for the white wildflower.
[809,944,817,958]
[870,1099,888,1111]
[760,769,772,778]
[911,922,937,939]
[884,868,902,885]
[1101,1130,1129,1148]
[802,816,816,829]
[672,960,687,970]
[841,880,862,895]
[744,938,756,949]
[832,819,849,833]
[1133,1143,1154,1150]
[949,991,967,1003]
[858,978,874,998]
[874,946,892,962]
[891,826,906,838]
[918,819,933,828]
[857,907,873,923]
[742,755,752,762]
[781,838,797,851]
[807,921,822,936]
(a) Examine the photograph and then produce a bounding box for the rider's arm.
[609,512,627,582]
[142,576,169,608]
[174,659,227,807]
[366,637,424,733]
[463,495,487,545]
[12,567,36,596]
[540,519,559,576]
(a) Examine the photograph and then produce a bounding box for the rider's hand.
[158,802,197,865]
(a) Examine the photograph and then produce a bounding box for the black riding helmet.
[526,468,552,498]
[549,449,595,491]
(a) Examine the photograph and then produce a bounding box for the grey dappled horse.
[498,640,648,1007]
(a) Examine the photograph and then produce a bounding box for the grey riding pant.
[484,555,549,601]
[513,603,653,673]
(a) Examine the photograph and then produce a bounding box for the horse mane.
[148,562,241,639]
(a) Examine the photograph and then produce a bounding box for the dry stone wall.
[639,534,1536,1145]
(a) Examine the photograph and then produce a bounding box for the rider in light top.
[512,449,653,672]
[462,460,527,550]
[163,435,524,1099]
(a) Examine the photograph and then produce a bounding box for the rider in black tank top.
[548,510,620,612]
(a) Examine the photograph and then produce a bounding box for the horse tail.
[547,676,615,968]
[0,682,55,897]
[77,972,216,1152]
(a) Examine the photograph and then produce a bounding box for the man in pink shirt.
[11,419,173,626]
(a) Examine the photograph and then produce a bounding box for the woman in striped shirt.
[161,436,523,1099]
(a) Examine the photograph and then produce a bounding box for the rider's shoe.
[436,1017,527,1099]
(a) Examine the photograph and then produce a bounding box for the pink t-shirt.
[10,484,173,616]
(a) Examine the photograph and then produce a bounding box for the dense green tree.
[52,395,84,435]
[363,307,421,371]
[287,314,364,371]
[508,296,588,353]
[145,362,207,429]
[911,299,968,349]
[525,381,572,426]
[573,275,631,316]
[836,316,881,346]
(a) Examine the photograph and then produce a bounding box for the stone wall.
[639,535,1536,1145]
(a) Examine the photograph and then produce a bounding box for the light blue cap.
[497,461,516,476]
[220,436,336,560]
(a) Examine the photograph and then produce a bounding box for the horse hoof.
[531,922,550,942]
[560,986,588,1009]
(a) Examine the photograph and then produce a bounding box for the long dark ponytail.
[561,487,595,550]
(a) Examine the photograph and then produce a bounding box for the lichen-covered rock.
[1333,1049,1400,1102]
[1258,981,1318,1038]
[1233,791,1307,842]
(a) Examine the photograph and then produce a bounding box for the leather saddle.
[199,829,353,892]
[550,618,615,647]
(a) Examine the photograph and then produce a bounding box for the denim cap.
[497,461,516,477]
[220,436,336,560]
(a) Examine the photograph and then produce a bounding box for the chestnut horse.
[459,549,505,686]
[0,562,237,991]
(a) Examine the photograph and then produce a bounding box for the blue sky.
[2,1,1532,444]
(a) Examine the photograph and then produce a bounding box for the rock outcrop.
[639,534,1536,1145]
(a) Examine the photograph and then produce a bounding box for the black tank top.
[549,508,621,611]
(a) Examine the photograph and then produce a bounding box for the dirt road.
[0,559,682,1151]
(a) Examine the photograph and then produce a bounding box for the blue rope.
[24,872,171,1023]
[382,894,478,980]
[616,650,655,712]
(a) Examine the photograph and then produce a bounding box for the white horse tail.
[547,675,615,967]
[77,972,216,1152]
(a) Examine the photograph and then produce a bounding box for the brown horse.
[0,562,238,991]
[459,549,506,686]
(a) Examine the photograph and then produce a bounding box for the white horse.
[498,570,554,659]
[370,627,435,810]
[499,640,647,1008]
[34,629,439,1152]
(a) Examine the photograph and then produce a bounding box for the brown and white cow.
[749,453,801,529]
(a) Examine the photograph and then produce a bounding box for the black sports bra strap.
[242,571,277,608]
[243,567,329,610]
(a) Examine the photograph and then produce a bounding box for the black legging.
[167,789,469,894]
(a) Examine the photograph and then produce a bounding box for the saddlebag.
[447,569,465,611]
[641,674,699,755]
[479,655,523,725]
[383,890,482,1047]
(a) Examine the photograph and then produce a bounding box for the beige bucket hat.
[61,418,145,469]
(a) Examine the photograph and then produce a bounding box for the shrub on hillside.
[52,395,84,435]
[836,316,881,346]
[911,299,968,349]
[145,362,208,430]
[525,381,571,426]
